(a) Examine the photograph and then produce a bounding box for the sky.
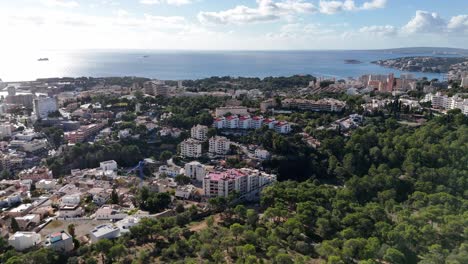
[0,0,467,50]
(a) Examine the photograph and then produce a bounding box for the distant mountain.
[369,47,468,55]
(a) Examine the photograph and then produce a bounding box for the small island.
[344,59,362,64]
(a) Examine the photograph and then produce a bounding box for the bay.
[0,50,454,82]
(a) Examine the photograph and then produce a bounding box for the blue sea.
[0,50,454,82]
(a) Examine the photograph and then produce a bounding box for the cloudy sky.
[0,0,467,50]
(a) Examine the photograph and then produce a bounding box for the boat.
[38,58,49,61]
[143,55,150,58]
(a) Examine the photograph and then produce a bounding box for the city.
[0,71,466,263]
[0,0,467,263]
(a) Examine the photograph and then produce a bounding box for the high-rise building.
[33,97,58,119]
[184,161,206,181]
[180,139,203,158]
[191,125,208,141]
[203,168,276,199]
[209,136,231,155]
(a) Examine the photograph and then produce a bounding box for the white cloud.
[319,0,355,14]
[114,9,130,17]
[359,25,396,36]
[319,0,386,14]
[41,0,79,8]
[198,0,316,25]
[402,10,446,34]
[140,0,192,6]
[447,15,468,33]
[361,0,387,10]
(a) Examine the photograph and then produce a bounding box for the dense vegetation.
[9,109,463,264]
[183,75,317,92]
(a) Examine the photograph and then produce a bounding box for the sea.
[0,50,456,82]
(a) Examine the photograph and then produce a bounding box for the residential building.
[10,139,48,153]
[60,194,80,207]
[159,164,184,177]
[8,232,41,251]
[6,93,34,108]
[203,168,276,199]
[184,161,206,181]
[274,122,292,134]
[36,179,56,190]
[58,205,84,218]
[44,231,74,252]
[33,97,58,119]
[238,116,252,129]
[255,148,271,160]
[64,122,106,143]
[8,203,34,217]
[191,125,208,141]
[0,123,13,139]
[89,224,120,243]
[250,116,264,129]
[15,214,41,230]
[175,185,197,199]
[209,136,231,155]
[144,80,169,97]
[95,205,127,220]
[100,160,118,171]
[180,138,203,158]
[116,216,140,233]
[18,167,53,181]
[281,98,345,112]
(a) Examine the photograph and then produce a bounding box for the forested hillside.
[1,111,466,264]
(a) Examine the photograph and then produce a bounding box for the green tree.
[111,188,119,204]
[10,218,20,232]
[230,223,244,241]
[67,224,75,237]
[159,150,173,161]
[109,243,127,262]
[383,248,406,264]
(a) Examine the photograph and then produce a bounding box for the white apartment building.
[33,97,58,119]
[9,232,42,251]
[180,138,203,158]
[251,116,264,129]
[100,160,118,171]
[184,161,206,181]
[255,148,271,160]
[203,168,276,199]
[209,136,231,155]
[274,122,292,134]
[159,164,184,177]
[238,116,252,129]
[213,115,292,134]
[191,124,209,141]
[425,92,468,115]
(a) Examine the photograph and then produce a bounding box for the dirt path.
[189,214,221,232]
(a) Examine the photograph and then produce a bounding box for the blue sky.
[0,0,467,50]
